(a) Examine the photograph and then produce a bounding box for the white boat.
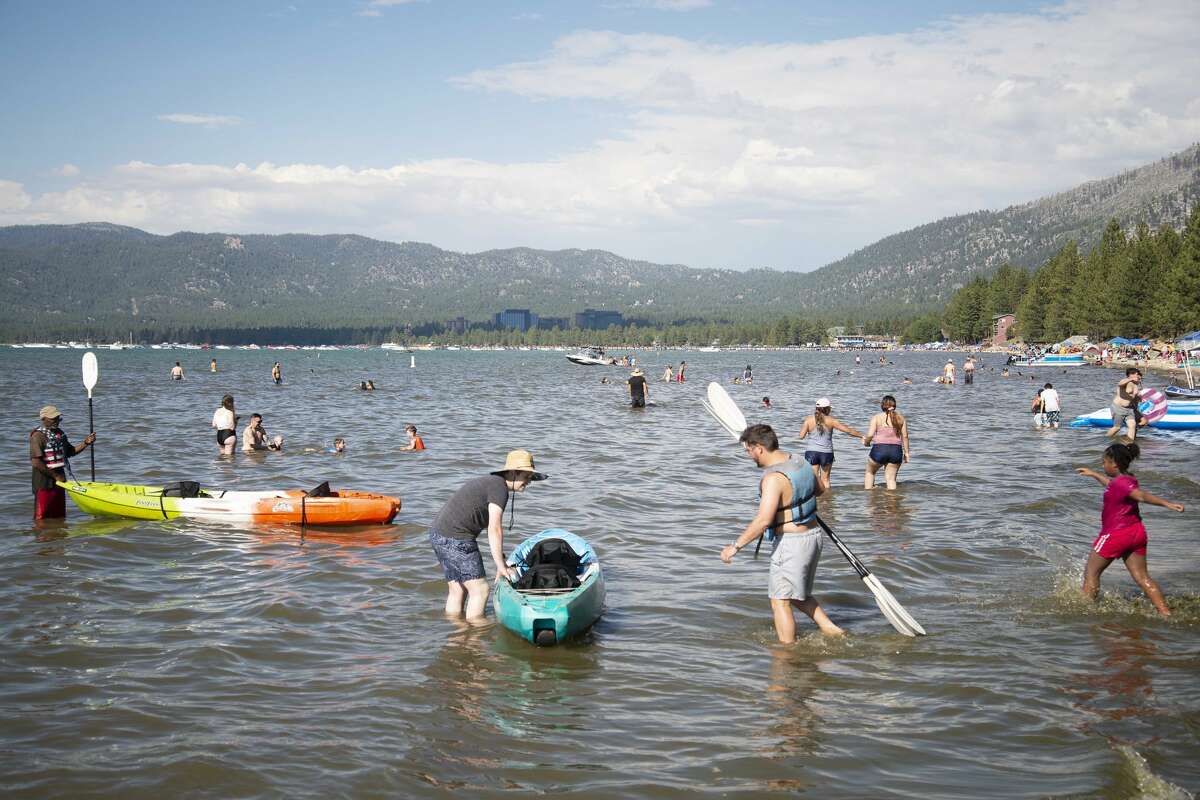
[1008,353,1086,367]
[380,343,410,352]
[566,347,615,366]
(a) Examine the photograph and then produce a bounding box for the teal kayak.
[494,528,605,646]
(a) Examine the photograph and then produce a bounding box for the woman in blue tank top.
[797,398,866,491]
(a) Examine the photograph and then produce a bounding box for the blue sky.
[2,0,1198,270]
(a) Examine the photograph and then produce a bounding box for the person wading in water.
[719,424,842,641]
[29,405,95,520]
[627,367,648,408]
[863,394,909,490]
[428,450,546,621]
[797,397,865,492]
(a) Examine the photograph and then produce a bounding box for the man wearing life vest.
[29,405,95,520]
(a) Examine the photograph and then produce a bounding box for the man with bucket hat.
[627,367,648,408]
[429,450,547,620]
[29,405,95,520]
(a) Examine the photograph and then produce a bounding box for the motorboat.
[566,347,615,366]
[1007,353,1087,367]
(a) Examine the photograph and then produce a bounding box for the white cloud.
[157,113,242,128]
[52,163,81,177]
[6,0,1200,269]
[357,0,425,15]
[606,0,713,9]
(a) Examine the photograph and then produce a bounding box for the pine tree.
[1155,207,1200,337]
[1042,242,1082,341]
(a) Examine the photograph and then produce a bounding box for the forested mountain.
[2,144,1197,341]
[815,144,1200,309]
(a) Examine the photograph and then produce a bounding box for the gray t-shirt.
[432,474,509,540]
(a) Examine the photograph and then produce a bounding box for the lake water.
[1,347,1197,798]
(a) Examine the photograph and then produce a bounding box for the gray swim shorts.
[1110,403,1135,427]
[768,530,823,600]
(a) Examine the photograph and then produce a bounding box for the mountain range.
[2,143,1197,339]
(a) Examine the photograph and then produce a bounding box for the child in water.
[328,438,346,454]
[1075,442,1185,616]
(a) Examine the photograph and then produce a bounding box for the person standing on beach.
[963,356,976,385]
[1106,368,1141,440]
[211,394,238,454]
[429,450,546,620]
[170,361,184,380]
[627,367,648,408]
[1076,442,1185,616]
[863,395,909,489]
[677,361,687,383]
[29,405,95,520]
[797,398,865,492]
[271,362,282,385]
[719,424,842,641]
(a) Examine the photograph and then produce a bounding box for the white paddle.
[82,352,98,481]
[703,382,926,637]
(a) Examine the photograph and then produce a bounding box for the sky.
[1,0,1198,271]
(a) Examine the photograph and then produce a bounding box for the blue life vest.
[762,459,817,541]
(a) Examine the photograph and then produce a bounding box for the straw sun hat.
[492,449,547,481]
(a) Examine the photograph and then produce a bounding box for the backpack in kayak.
[159,481,202,498]
[514,538,582,590]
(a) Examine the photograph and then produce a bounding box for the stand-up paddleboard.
[702,382,926,637]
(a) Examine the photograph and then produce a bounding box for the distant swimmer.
[600,377,611,384]
[627,367,648,408]
[797,397,865,492]
[743,365,753,384]
[210,358,217,373]
[1001,368,1010,377]
[863,394,909,490]
[329,437,346,454]
[212,394,238,455]
[170,361,184,380]
[359,380,376,390]
[677,361,687,383]
[902,377,912,385]
[1076,442,1185,616]
[272,362,282,385]
[719,424,842,641]
[761,396,772,409]
[662,364,674,382]
[401,424,425,451]
[854,355,861,365]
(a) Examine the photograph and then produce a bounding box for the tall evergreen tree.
[1042,241,1082,341]
[1155,207,1200,337]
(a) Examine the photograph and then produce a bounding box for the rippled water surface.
[2,348,1198,798]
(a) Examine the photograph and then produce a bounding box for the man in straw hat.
[627,366,648,408]
[428,450,547,620]
[29,405,95,520]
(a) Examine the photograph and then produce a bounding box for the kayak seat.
[159,481,202,499]
[305,481,333,498]
[514,537,583,591]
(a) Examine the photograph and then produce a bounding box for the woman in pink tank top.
[863,394,909,489]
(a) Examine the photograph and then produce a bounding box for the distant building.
[992,313,1016,344]
[494,309,537,332]
[536,316,568,330]
[447,316,468,334]
[574,308,624,330]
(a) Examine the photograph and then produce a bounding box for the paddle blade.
[702,400,744,440]
[863,573,926,637]
[82,352,99,396]
[705,382,747,437]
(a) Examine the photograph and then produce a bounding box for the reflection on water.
[0,348,1197,798]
